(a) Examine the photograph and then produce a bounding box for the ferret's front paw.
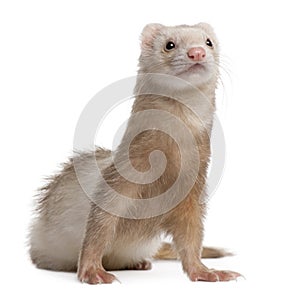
[189,268,242,282]
[78,266,116,284]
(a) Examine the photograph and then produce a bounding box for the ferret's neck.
[133,73,217,114]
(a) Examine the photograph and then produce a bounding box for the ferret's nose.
[187,47,206,62]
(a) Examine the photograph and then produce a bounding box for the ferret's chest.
[178,96,214,135]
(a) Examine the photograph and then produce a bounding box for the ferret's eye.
[205,38,213,48]
[165,41,176,51]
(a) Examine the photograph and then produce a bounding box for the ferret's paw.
[189,269,242,282]
[128,260,152,270]
[78,267,116,284]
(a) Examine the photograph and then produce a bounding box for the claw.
[189,269,242,282]
[78,267,116,284]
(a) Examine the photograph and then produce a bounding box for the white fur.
[103,237,162,270]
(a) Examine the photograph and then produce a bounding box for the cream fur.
[28,23,240,284]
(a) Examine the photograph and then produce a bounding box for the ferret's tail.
[153,242,233,260]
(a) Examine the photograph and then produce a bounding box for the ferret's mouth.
[178,62,207,75]
[186,63,206,73]
[189,63,206,71]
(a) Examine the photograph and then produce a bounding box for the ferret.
[29,23,241,284]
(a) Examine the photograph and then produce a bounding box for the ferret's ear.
[195,22,218,44]
[140,23,164,50]
[196,22,215,33]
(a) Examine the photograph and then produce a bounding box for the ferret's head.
[138,23,219,88]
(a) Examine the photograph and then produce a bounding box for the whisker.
[216,55,233,113]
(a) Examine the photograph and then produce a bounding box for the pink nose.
[187,47,206,61]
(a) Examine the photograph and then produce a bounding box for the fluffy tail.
[153,242,233,260]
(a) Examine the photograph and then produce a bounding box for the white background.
[1,0,300,291]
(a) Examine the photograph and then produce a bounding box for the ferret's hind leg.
[125,260,152,270]
[102,236,161,271]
